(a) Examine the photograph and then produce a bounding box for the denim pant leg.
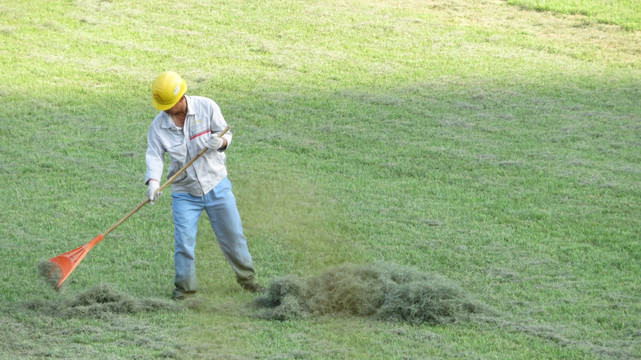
[171,192,204,293]
[204,177,256,285]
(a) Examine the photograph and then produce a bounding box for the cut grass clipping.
[25,283,179,318]
[253,262,489,325]
[37,259,62,290]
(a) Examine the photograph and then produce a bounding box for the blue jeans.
[171,177,255,293]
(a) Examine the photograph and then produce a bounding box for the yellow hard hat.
[151,71,187,110]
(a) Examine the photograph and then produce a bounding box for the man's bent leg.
[204,177,257,286]
[171,192,203,296]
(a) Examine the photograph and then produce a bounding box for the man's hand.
[206,135,223,150]
[146,180,161,205]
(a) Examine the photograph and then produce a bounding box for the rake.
[42,126,230,289]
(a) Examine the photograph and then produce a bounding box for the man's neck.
[169,98,188,127]
[172,113,186,128]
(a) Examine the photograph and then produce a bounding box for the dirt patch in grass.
[253,262,490,324]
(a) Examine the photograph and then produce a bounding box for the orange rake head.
[41,234,104,290]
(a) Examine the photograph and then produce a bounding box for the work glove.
[206,134,223,151]
[146,180,161,205]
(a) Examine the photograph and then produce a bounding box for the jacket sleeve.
[145,125,165,184]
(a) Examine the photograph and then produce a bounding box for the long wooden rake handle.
[103,125,230,237]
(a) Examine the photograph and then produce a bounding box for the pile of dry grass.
[253,262,487,325]
[26,283,179,318]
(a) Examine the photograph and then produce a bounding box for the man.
[145,71,264,300]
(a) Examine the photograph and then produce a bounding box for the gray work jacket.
[145,95,232,196]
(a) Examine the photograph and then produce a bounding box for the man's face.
[164,97,185,116]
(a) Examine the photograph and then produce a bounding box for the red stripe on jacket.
[190,130,210,140]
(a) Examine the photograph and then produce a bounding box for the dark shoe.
[241,282,267,294]
[172,289,196,301]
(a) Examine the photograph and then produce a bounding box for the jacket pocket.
[166,143,188,183]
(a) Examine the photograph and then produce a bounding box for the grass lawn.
[0,0,640,358]
[508,0,641,30]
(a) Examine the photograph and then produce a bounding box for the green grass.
[1,0,640,358]
[508,0,641,30]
